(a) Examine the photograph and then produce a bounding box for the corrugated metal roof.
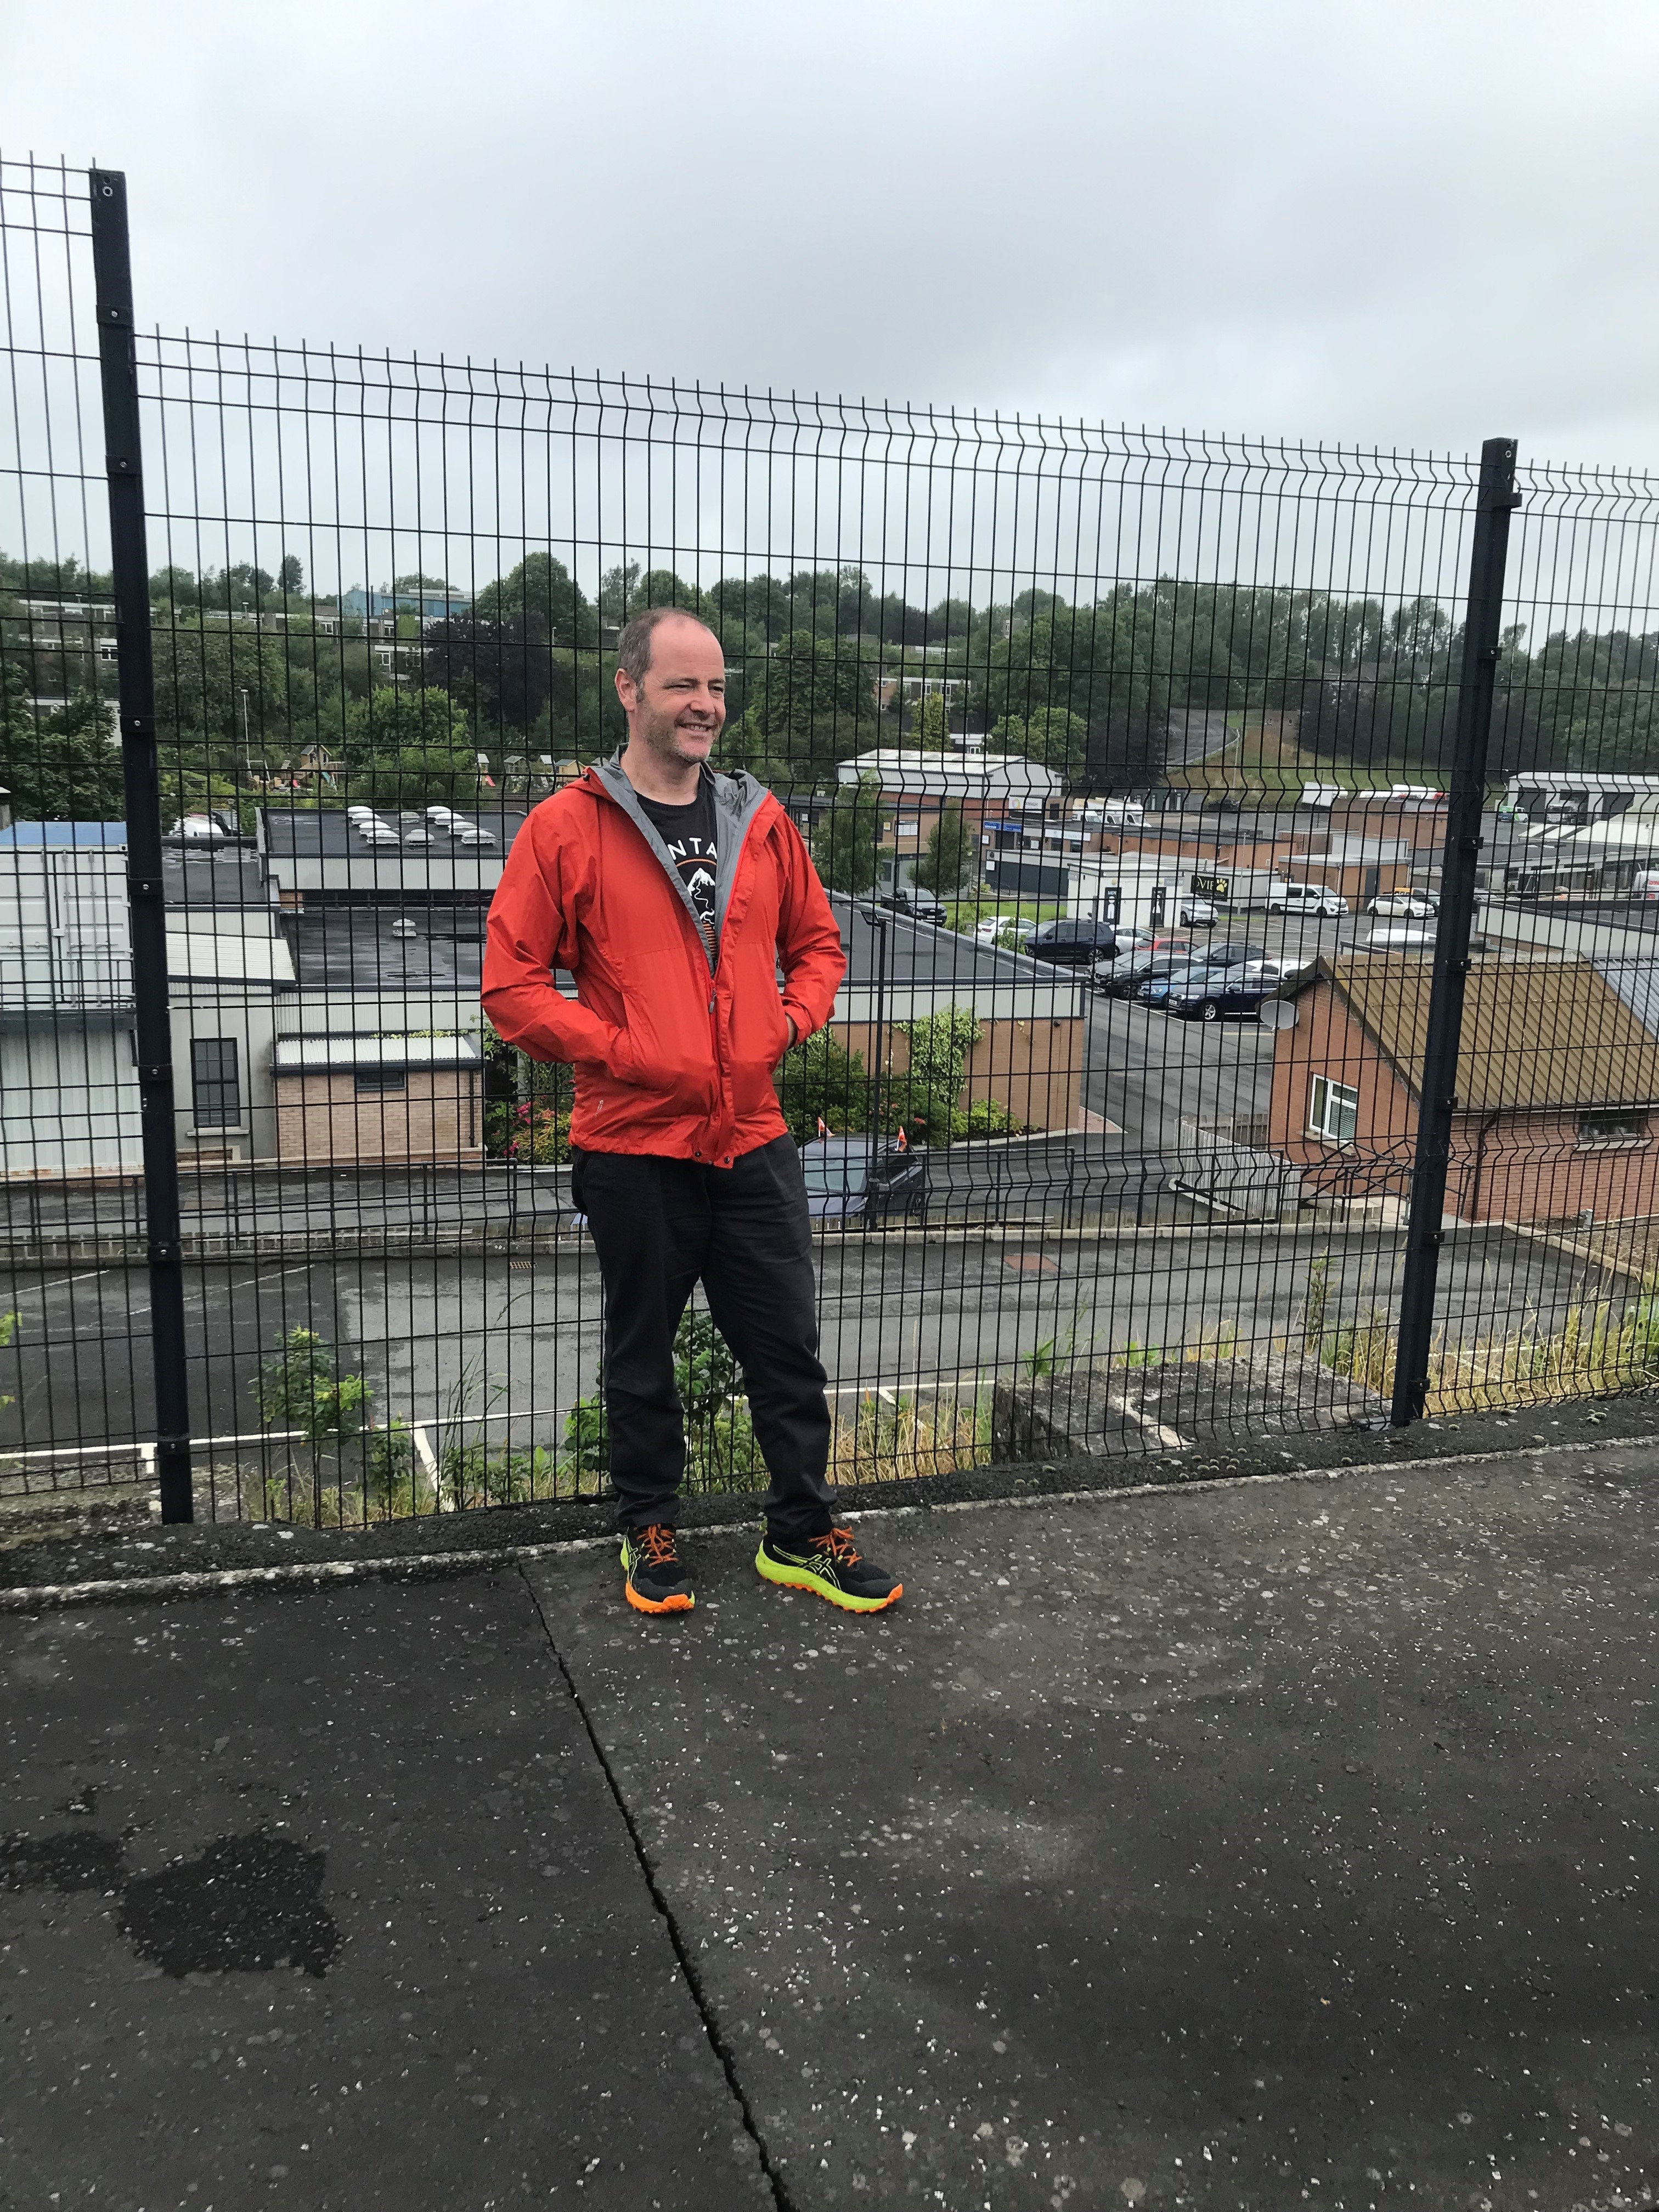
[272,1032,482,1073]
[1293,955,1659,1111]
[165,928,295,985]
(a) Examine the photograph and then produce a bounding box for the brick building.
[1267,955,1659,1224]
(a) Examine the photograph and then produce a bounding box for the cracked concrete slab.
[526,1450,1659,2210]
[0,1573,770,2210]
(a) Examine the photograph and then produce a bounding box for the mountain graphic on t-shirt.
[685,865,716,898]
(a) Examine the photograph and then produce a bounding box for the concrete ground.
[3,1437,1656,2210]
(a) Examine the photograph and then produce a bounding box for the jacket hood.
[584,755,777,962]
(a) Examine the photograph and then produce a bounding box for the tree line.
[2,545,1655,822]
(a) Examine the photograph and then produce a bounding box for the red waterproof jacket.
[482,759,847,1166]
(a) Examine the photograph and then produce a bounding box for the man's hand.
[785,1015,798,1050]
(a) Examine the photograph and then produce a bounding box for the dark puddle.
[2,1824,341,1978]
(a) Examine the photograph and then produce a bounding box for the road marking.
[1107,1391,1189,1451]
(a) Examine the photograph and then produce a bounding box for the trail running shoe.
[755,1526,902,1613]
[619,1524,694,1615]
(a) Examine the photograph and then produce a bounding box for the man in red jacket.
[483,605,901,1618]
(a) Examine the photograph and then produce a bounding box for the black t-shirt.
[636,782,719,960]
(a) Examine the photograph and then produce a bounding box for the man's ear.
[614,664,635,715]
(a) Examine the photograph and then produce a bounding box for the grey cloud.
[4,0,1656,467]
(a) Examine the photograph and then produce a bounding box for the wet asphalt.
[3,1441,1657,2210]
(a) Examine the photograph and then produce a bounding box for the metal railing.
[4,154,1659,1523]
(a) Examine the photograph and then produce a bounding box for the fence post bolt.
[1390,435,1520,1427]
[89,167,193,1522]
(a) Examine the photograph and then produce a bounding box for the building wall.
[170,992,283,1165]
[1268,985,1415,1170]
[1268,978,1659,1223]
[1448,1118,1659,1225]
[1,1020,143,1176]
[829,1014,1082,1133]
[274,1069,482,1165]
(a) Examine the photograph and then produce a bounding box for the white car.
[972,913,1019,945]
[1368,890,1437,919]
[1179,897,1218,927]
[1267,882,1348,917]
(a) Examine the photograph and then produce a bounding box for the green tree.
[911,691,950,751]
[775,1028,871,1141]
[809,775,884,894]
[632,568,706,617]
[252,1325,370,1513]
[598,562,640,622]
[673,1307,763,1492]
[470,551,597,650]
[912,802,976,895]
[988,705,1088,776]
[743,627,879,781]
[151,616,307,775]
[278,554,304,596]
[342,685,479,808]
[885,1006,983,1147]
[0,684,124,821]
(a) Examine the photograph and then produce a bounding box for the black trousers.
[570,1135,838,1541]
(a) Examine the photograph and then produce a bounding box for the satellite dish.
[1259,998,1299,1030]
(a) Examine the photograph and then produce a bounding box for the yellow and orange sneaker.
[754,1526,902,1613]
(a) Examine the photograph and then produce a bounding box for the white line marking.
[1107,1391,1188,1450]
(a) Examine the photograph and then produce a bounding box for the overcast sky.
[5,1,1657,473]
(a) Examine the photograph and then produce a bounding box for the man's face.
[614,616,726,769]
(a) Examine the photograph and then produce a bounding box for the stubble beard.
[635,699,720,771]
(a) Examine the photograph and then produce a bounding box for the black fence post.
[89,167,193,1522]
[1390,435,1521,1427]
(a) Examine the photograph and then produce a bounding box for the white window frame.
[1307,1073,1359,1147]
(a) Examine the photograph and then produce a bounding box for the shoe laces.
[635,1524,679,1565]
[811,1527,861,1565]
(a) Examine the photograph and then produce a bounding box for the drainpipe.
[1466,1109,1503,1226]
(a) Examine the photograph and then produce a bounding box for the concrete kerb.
[0,1427,1641,1614]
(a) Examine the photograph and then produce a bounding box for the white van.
[1267,881,1348,918]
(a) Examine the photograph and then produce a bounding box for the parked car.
[799,1136,929,1224]
[1019,918,1120,967]
[1179,896,1218,927]
[1367,890,1437,918]
[170,810,241,845]
[1167,958,1286,1022]
[1094,944,1195,997]
[1133,943,1267,1007]
[1114,928,1192,957]
[1266,881,1348,917]
[972,912,1019,944]
[877,887,947,924]
[1364,923,1488,952]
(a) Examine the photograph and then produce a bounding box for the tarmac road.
[1,1218,1622,1497]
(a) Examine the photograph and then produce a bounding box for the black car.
[1165,958,1285,1020]
[799,1137,930,1224]
[1097,946,1194,997]
[1019,918,1119,967]
[875,887,948,924]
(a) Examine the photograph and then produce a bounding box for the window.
[1577,1110,1649,1147]
[1307,1074,1358,1147]
[190,1037,240,1130]
[355,1069,408,1094]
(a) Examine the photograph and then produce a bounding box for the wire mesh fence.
[4,156,1659,1525]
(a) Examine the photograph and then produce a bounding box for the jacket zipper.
[585,768,771,1148]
